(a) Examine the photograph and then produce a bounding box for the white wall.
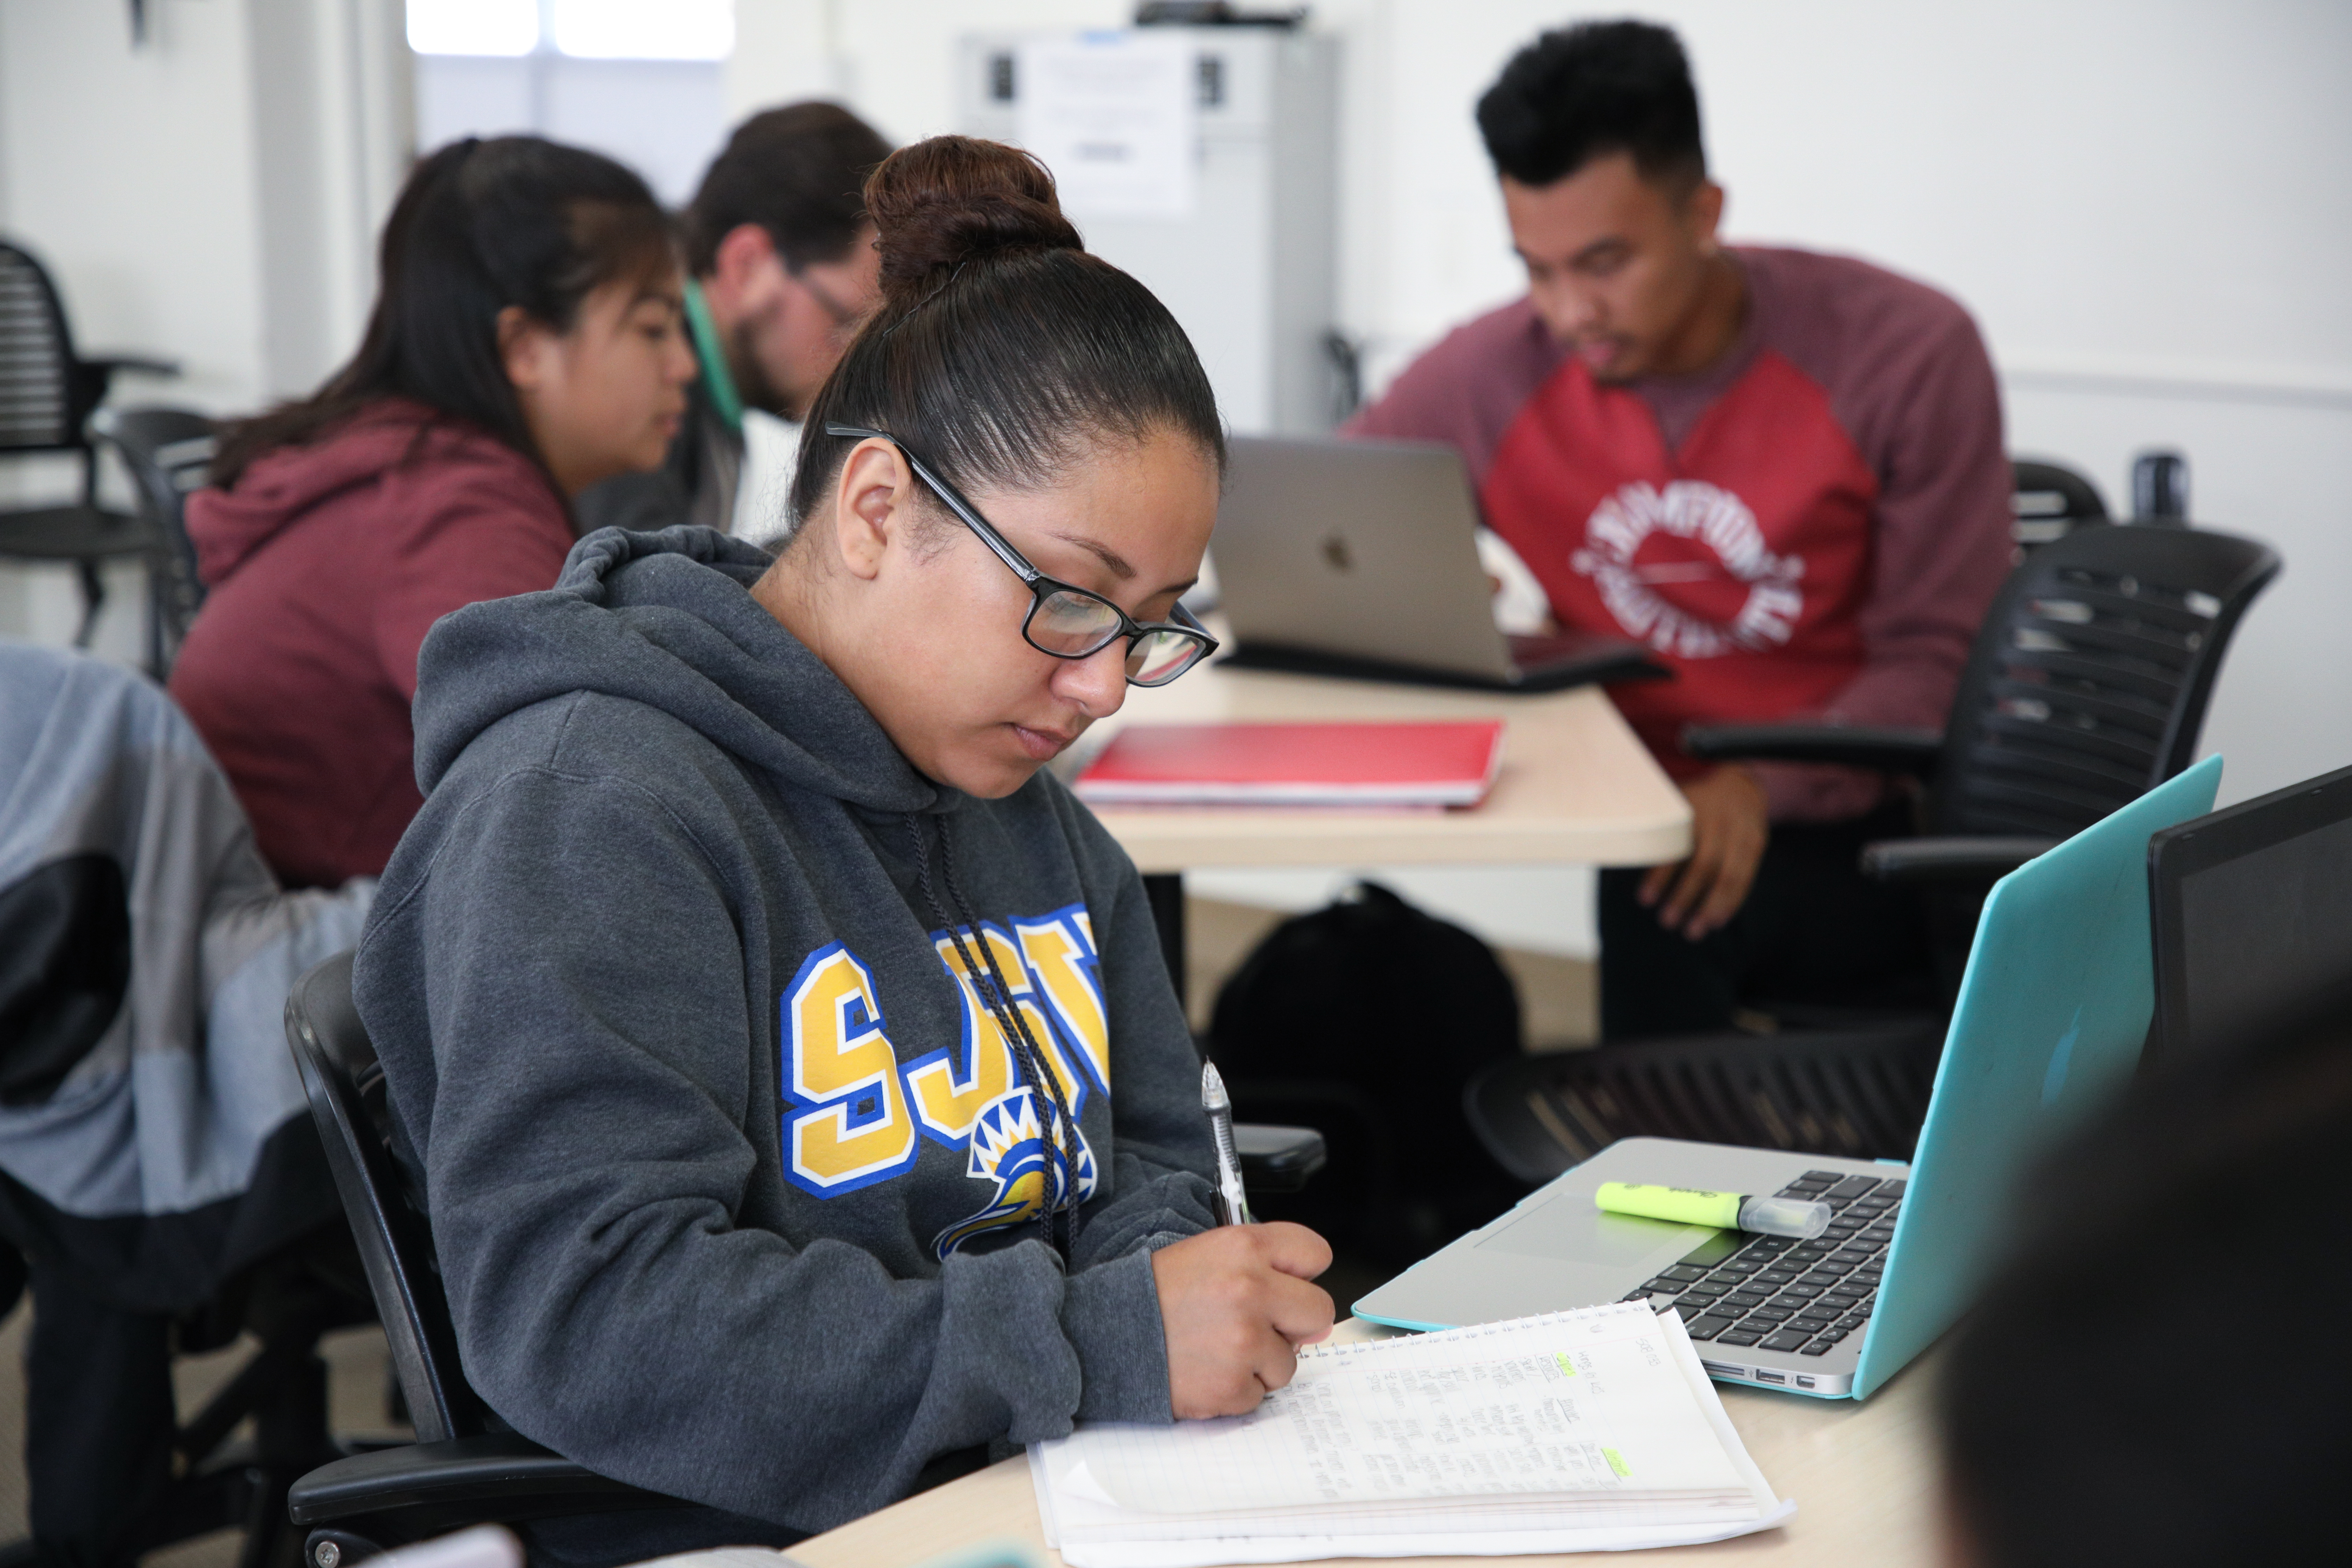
[0,0,408,653]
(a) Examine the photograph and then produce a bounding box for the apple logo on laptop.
[2042,1008,2082,1107]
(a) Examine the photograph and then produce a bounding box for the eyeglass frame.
[822,422,1220,686]
[788,260,867,334]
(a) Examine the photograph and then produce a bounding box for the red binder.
[1073,721,1506,808]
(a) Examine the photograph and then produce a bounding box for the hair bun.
[864,136,1083,302]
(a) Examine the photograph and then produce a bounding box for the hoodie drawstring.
[906,812,1084,1261]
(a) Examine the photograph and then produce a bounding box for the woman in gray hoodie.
[354,136,1334,1563]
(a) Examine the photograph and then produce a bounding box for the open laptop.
[2148,760,2352,1066]
[1211,436,1666,692]
[1356,754,2226,1399]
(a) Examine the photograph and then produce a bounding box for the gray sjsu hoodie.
[354,526,1218,1538]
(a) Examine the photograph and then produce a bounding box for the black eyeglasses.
[824,424,1219,687]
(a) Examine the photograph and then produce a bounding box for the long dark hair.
[786,136,1223,532]
[212,135,675,490]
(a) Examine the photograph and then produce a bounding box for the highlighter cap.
[1736,1195,1832,1240]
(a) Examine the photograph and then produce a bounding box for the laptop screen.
[2149,763,2352,1064]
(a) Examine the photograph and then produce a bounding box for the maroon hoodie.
[170,398,574,888]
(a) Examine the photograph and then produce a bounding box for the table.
[1072,663,1692,985]
[790,1318,1944,1568]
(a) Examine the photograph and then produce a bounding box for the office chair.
[0,239,177,649]
[1465,522,2281,1182]
[282,953,686,1562]
[283,952,1325,1565]
[1687,520,2278,888]
[2009,457,2109,549]
[89,405,216,677]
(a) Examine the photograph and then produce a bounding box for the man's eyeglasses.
[823,424,1218,687]
[791,265,867,334]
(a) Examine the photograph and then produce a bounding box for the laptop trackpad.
[1475,1196,1709,1272]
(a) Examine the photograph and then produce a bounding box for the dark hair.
[1476,20,1706,191]
[1941,1025,2352,1566]
[211,135,675,491]
[683,102,892,276]
[786,136,1223,533]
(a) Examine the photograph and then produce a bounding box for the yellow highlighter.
[1595,1181,1832,1240]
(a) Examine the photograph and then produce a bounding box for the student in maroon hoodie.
[170,136,695,887]
[1348,23,2014,1037]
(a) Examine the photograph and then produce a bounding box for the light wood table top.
[791,1319,1943,1568]
[1078,665,1691,873]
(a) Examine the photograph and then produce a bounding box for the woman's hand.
[1151,1222,1336,1418]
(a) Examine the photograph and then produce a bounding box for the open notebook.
[1030,1302,1792,1567]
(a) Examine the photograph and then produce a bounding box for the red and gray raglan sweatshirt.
[1347,245,2016,822]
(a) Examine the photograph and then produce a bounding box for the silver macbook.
[1211,436,1662,692]
[1355,755,2226,1398]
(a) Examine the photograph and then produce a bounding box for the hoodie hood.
[187,398,551,587]
[412,524,948,817]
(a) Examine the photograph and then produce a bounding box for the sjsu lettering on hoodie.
[780,904,1112,1258]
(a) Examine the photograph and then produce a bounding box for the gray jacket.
[354,526,1218,1536]
[0,640,371,1310]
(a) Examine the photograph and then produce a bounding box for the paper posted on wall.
[1016,31,1196,220]
[1029,1302,1792,1567]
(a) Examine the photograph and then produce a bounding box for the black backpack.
[1209,882,1526,1266]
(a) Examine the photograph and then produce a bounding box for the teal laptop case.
[1850,754,2224,1398]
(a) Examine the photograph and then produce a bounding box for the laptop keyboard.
[1619,1170,1902,1358]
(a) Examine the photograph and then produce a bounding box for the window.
[405,0,537,57]
[405,0,733,205]
[552,0,734,62]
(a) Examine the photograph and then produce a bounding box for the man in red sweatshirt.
[1348,21,2014,1037]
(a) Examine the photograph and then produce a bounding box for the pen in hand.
[1200,1060,1253,1226]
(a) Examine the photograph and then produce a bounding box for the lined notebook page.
[1074,1303,1745,1516]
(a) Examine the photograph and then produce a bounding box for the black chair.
[282,953,684,1562]
[283,952,1324,1563]
[0,238,177,649]
[1465,523,2281,1183]
[1686,520,2279,889]
[2009,457,2109,549]
[89,405,216,677]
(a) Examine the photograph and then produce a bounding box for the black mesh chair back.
[90,405,215,674]
[285,951,482,1446]
[1466,1022,1947,1185]
[0,239,99,457]
[2009,458,2108,549]
[284,954,683,1553]
[1929,523,2280,841]
[0,239,180,652]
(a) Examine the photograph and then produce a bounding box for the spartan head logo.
[931,1085,1099,1259]
[1570,480,1805,659]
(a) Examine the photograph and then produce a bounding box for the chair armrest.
[1681,723,1944,777]
[288,1431,682,1528]
[1860,836,2060,883]
[81,353,182,378]
[1234,1123,1326,1193]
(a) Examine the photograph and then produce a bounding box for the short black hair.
[683,101,892,276]
[1475,20,1705,191]
[1941,1025,2352,1566]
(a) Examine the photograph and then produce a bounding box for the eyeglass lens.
[1024,588,1208,687]
[1126,630,1207,686]
[1026,588,1126,656]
